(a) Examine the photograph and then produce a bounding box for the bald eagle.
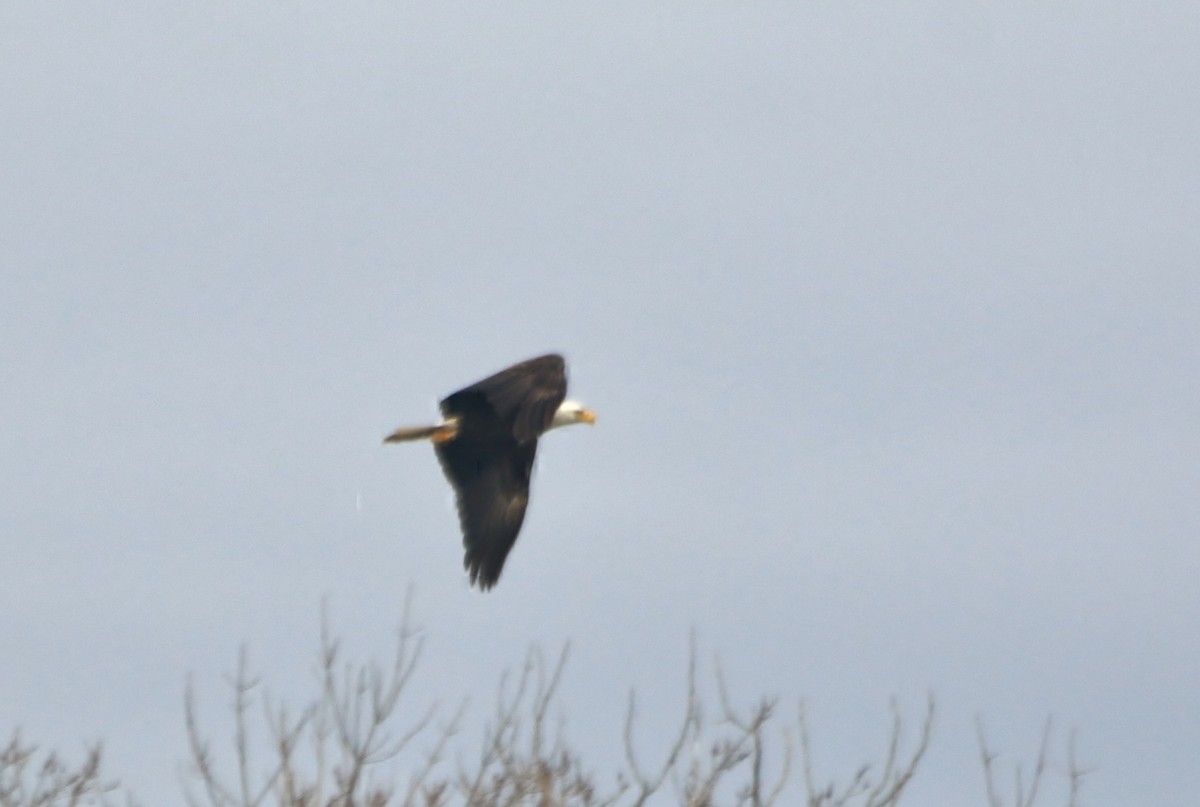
[384,354,595,590]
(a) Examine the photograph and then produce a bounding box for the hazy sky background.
[2,2,1197,805]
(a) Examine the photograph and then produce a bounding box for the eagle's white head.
[550,400,597,431]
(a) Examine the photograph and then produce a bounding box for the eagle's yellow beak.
[579,409,597,425]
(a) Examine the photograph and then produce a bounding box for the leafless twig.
[623,636,700,807]
[977,715,1088,807]
[0,731,124,807]
[798,695,933,807]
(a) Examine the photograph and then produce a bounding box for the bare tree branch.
[797,694,932,807]
[0,732,124,807]
[624,635,699,807]
[976,715,1087,807]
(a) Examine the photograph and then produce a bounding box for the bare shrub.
[4,596,1087,807]
[180,605,943,807]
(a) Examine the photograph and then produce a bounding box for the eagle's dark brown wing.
[434,427,536,590]
[439,353,567,443]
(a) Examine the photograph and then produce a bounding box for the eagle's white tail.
[383,421,459,444]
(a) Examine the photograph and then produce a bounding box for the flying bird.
[384,354,595,590]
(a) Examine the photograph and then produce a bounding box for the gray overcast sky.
[2,2,1197,805]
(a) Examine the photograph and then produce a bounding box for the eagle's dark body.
[433,354,568,589]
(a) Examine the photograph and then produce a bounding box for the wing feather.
[434,433,536,590]
[440,354,567,443]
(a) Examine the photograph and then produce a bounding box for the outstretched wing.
[435,433,537,590]
[440,353,567,443]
